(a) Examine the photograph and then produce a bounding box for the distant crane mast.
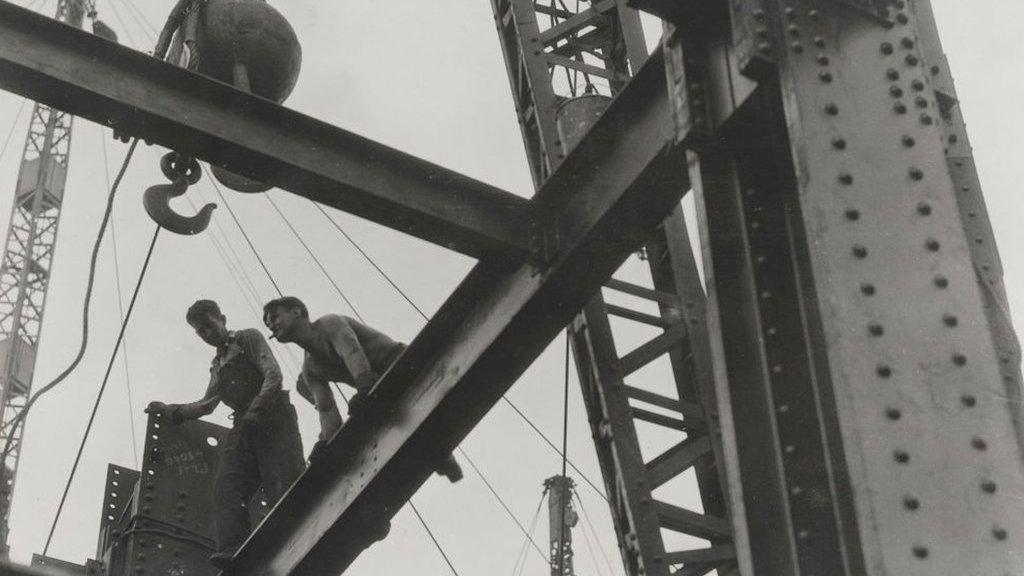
[0,0,97,557]
[545,476,577,576]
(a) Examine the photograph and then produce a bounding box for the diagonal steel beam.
[0,1,531,263]
[230,48,685,576]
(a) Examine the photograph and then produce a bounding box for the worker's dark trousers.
[214,392,305,552]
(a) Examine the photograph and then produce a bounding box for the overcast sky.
[0,1,1020,574]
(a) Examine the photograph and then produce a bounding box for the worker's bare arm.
[295,373,315,405]
[146,377,220,423]
[301,368,343,440]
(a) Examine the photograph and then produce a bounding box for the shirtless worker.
[146,300,304,569]
[261,296,462,481]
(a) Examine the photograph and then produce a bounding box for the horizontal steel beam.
[231,48,686,575]
[0,1,531,262]
[0,562,50,576]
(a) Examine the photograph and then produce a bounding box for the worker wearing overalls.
[146,299,305,569]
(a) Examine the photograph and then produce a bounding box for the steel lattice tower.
[0,0,94,556]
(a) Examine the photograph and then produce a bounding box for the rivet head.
[816,54,829,66]
[909,167,924,180]
[838,172,854,185]
[917,202,932,216]
[901,37,915,49]
[894,102,908,114]
[832,136,847,150]
[981,479,998,494]
[911,79,925,91]
[925,238,940,252]
[791,42,805,53]
[902,135,916,147]
[825,102,839,115]
[819,71,834,83]
[886,68,900,80]
[813,35,826,48]
[844,208,860,221]
[903,495,920,510]
[912,545,929,559]
[880,42,895,55]
[905,53,919,66]
[852,245,868,259]
[886,407,902,420]
[920,113,933,125]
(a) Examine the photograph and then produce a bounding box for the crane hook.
[144,175,217,235]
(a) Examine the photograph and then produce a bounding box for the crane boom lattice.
[0,0,94,556]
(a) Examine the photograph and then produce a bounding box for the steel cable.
[263,194,363,321]
[204,169,283,296]
[1,138,140,464]
[512,491,547,576]
[0,99,27,166]
[573,488,616,576]
[44,225,161,553]
[314,205,609,502]
[99,127,139,467]
[557,332,570,576]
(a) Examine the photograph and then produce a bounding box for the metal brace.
[832,0,900,27]
[528,218,560,272]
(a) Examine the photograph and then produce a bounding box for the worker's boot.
[435,454,463,483]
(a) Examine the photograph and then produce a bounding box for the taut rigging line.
[44,226,161,554]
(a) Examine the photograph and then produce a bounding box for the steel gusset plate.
[135,414,227,538]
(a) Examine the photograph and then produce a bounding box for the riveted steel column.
[907,0,1023,450]
[682,0,1024,574]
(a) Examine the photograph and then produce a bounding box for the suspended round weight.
[194,0,302,103]
[194,0,299,192]
[211,165,273,193]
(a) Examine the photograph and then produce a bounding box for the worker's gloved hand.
[347,391,374,417]
[146,401,184,425]
[239,411,261,433]
[354,371,380,391]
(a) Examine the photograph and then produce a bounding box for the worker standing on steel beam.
[145,299,305,570]
[262,296,463,481]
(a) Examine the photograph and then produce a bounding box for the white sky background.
[0,0,1019,574]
